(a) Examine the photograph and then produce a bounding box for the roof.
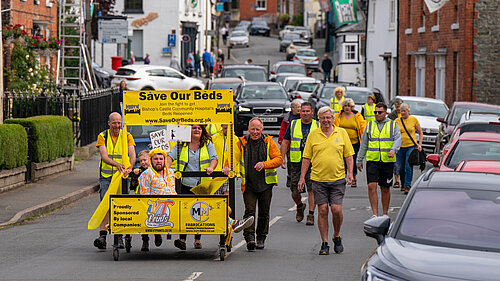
[458,131,500,142]
[224,64,267,70]
[396,96,446,104]
[211,77,243,83]
[242,81,281,86]
[452,101,500,109]
[345,86,373,92]
[419,171,500,190]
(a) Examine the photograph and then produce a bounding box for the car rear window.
[345,90,374,104]
[283,33,300,40]
[278,65,305,74]
[210,82,241,91]
[115,68,136,76]
[293,41,310,47]
[297,83,318,92]
[241,85,287,100]
[297,50,316,56]
[445,140,500,169]
[223,69,267,82]
[404,100,448,118]
[452,106,500,126]
[397,189,500,252]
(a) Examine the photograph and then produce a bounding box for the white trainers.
[233,216,255,233]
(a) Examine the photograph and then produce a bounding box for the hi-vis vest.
[289,119,319,163]
[207,124,219,136]
[239,136,277,186]
[363,103,375,122]
[99,129,127,178]
[178,142,211,184]
[366,120,396,163]
[330,96,344,113]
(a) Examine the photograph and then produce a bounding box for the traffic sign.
[181,34,191,42]
[98,20,128,44]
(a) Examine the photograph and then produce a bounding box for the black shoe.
[141,240,149,251]
[93,235,106,249]
[174,239,186,250]
[116,235,124,249]
[246,241,256,251]
[319,242,329,255]
[256,239,265,250]
[154,234,162,247]
[333,236,344,253]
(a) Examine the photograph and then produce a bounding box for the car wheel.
[142,87,154,90]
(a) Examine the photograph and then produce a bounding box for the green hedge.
[0,124,28,169]
[6,115,74,163]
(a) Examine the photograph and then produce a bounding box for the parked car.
[362,170,500,281]
[235,20,251,31]
[250,20,270,36]
[233,82,290,136]
[278,25,297,40]
[286,39,312,61]
[279,32,301,52]
[390,96,448,154]
[205,77,243,91]
[111,65,204,91]
[435,101,500,153]
[293,27,313,45]
[426,131,500,171]
[219,64,268,82]
[229,30,250,48]
[269,61,310,81]
[307,83,345,117]
[454,160,500,173]
[292,49,319,70]
[92,62,115,88]
[288,80,320,101]
[275,73,306,87]
[282,76,317,93]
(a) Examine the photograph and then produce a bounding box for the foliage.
[6,116,74,163]
[279,14,290,23]
[0,124,28,169]
[291,14,304,26]
[90,0,117,40]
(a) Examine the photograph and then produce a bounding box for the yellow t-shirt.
[339,114,359,144]
[303,126,355,182]
[96,131,135,147]
[396,116,420,148]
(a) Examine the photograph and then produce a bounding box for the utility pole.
[0,1,4,124]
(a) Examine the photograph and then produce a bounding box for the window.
[415,55,426,97]
[369,0,376,30]
[343,43,357,61]
[125,0,143,13]
[435,55,445,100]
[256,0,266,10]
[389,0,395,29]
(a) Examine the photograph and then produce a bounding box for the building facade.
[238,0,278,23]
[334,19,366,86]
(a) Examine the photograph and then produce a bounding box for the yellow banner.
[122,90,233,125]
[110,195,227,235]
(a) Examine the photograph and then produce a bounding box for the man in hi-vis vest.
[356,103,401,218]
[236,117,282,251]
[280,101,319,226]
[94,112,136,250]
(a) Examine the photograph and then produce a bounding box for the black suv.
[233,82,291,136]
[220,65,268,82]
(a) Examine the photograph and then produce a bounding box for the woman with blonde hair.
[330,87,345,114]
[334,98,366,187]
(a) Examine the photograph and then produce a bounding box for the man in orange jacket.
[236,117,282,251]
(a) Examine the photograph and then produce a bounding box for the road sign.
[216,3,223,11]
[181,34,190,42]
[252,5,258,8]
[98,20,128,44]
[168,34,176,47]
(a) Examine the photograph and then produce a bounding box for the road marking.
[214,216,282,261]
[288,197,307,211]
[183,272,203,281]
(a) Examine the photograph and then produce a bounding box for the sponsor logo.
[145,199,174,228]
[190,201,212,222]
[215,103,232,114]
[124,104,141,115]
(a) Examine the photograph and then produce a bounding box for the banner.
[110,195,227,235]
[424,0,449,13]
[122,90,233,125]
[333,0,358,27]
[318,0,332,12]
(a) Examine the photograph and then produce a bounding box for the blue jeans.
[323,71,331,82]
[397,146,415,187]
[195,63,201,77]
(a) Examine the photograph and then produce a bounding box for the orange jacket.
[334,111,367,142]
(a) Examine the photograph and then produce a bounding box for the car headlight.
[362,266,401,281]
[239,106,251,112]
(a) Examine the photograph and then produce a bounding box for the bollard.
[227,45,231,60]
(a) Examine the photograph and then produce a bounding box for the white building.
[92,0,214,71]
[334,18,365,86]
[365,0,398,101]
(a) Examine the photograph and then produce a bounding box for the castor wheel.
[219,247,226,261]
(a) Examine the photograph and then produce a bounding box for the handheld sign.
[166,125,191,142]
[149,129,170,152]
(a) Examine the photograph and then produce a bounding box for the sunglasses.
[374,111,385,114]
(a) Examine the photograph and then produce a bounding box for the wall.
[239,0,278,22]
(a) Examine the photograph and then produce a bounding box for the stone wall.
[473,0,500,105]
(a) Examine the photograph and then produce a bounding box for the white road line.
[183,272,203,281]
[288,197,308,211]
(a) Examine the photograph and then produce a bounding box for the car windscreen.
[346,90,373,104]
[223,69,267,82]
[297,83,318,92]
[210,82,241,91]
[404,100,448,118]
[283,33,301,40]
[445,140,500,169]
[252,21,267,26]
[397,189,500,252]
[452,106,500,126]
[115,68,136,76]
[318,86,338,99]
[297,50,316,57]
[240,85,287,100]
[231,31,247,37]
[277,65,305,74]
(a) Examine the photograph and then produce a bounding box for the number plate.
[260,117,277,123]
[303,59,311,62]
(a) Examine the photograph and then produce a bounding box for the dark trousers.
[195,63,201,77]
[203,61,210,77]
[179,184,201,240]
[243,186,273,242]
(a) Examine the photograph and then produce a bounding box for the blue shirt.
[188,53,195,67]
[202,51,211,62]
[168,142,218,187]
[284,121,313,166]
[210,56,215,67]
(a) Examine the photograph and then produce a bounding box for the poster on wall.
[333,0,358,27]
[424,0,449,13]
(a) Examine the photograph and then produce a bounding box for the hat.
[149,148,168,161]
[368,94,376,102]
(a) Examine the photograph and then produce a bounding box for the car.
[274,72,306,87]
[111,65,204,91]
[281,76,317,93]
[205,77,243,92]
[288,80,320,101]
[229,30,250,48]
[279,32,301,52]
[269,61,310,81]
[426,131,500,171]
[307,83,345,117]
[250,20,270,36]
[293,27,313,45]
[435,101,500,153]
[285,39,312,61]
[362,170,500,281]
[219,64,268,82]
[233,82,291,136]
[292,49,319,70]
[278,25,297,40]
[92,62,115,88]
[454,160,500,173]
[390,96,448,154]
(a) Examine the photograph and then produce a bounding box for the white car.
[111,65,204,91]
[229,30,250,48]
[292,49,319,70]
[282,76,318,93]
[279,25,297,39]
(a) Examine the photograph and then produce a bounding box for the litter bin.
[111,56,122,71]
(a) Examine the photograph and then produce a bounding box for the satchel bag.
[401,118,427,170]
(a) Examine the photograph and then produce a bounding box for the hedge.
[0,124,28,169]
[6,115,74,163]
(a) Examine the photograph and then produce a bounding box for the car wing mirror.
[363,216,390,245]
[436,117,446,124]
[426,154,440,167]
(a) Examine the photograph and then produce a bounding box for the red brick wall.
[239,0,278,22]
[398,0,476,106]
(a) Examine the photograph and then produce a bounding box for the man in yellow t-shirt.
[298,106,354,255]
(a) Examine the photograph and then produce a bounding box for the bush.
[0,124,28,169]
[291,14,304,26]
[6,115,74,163]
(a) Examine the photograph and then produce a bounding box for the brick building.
[238,0,278,23]
[398,0,499,106]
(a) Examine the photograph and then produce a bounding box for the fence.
[3,87,120,147]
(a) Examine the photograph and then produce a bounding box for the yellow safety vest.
[178,142,211,184]
[363,103,375,122]
[207,124,219,136]
[99,129,126,178]
[366,120,396,163]
[289,119,319,163]
[239,137,277,186]
[330,96,344,114]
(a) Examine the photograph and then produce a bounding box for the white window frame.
[389,0,395,29]
[415,55,426,97]
[256,0,267,10]
[369,0,376,31]
[343,43,358,62]
[435,55,446,100]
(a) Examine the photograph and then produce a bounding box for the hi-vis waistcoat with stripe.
[238,136,277,187]
[99,129,129,178]
[330,96,344,113]
[363,103,375,122]
[289,119,319,163]
[178,142,211,184]
[366,120,396,163]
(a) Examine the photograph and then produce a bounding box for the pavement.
[0,153,100,227]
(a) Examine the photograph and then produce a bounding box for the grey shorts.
[290,165,312,194]
[312,179,347,206]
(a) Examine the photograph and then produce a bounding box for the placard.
[166,125,192,142]
[149,129,170,152]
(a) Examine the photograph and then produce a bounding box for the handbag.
[401,118,427,170]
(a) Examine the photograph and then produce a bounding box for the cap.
[368,94,376,102]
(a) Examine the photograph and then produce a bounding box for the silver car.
[229,30,249,48]
[292,49,319,70]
